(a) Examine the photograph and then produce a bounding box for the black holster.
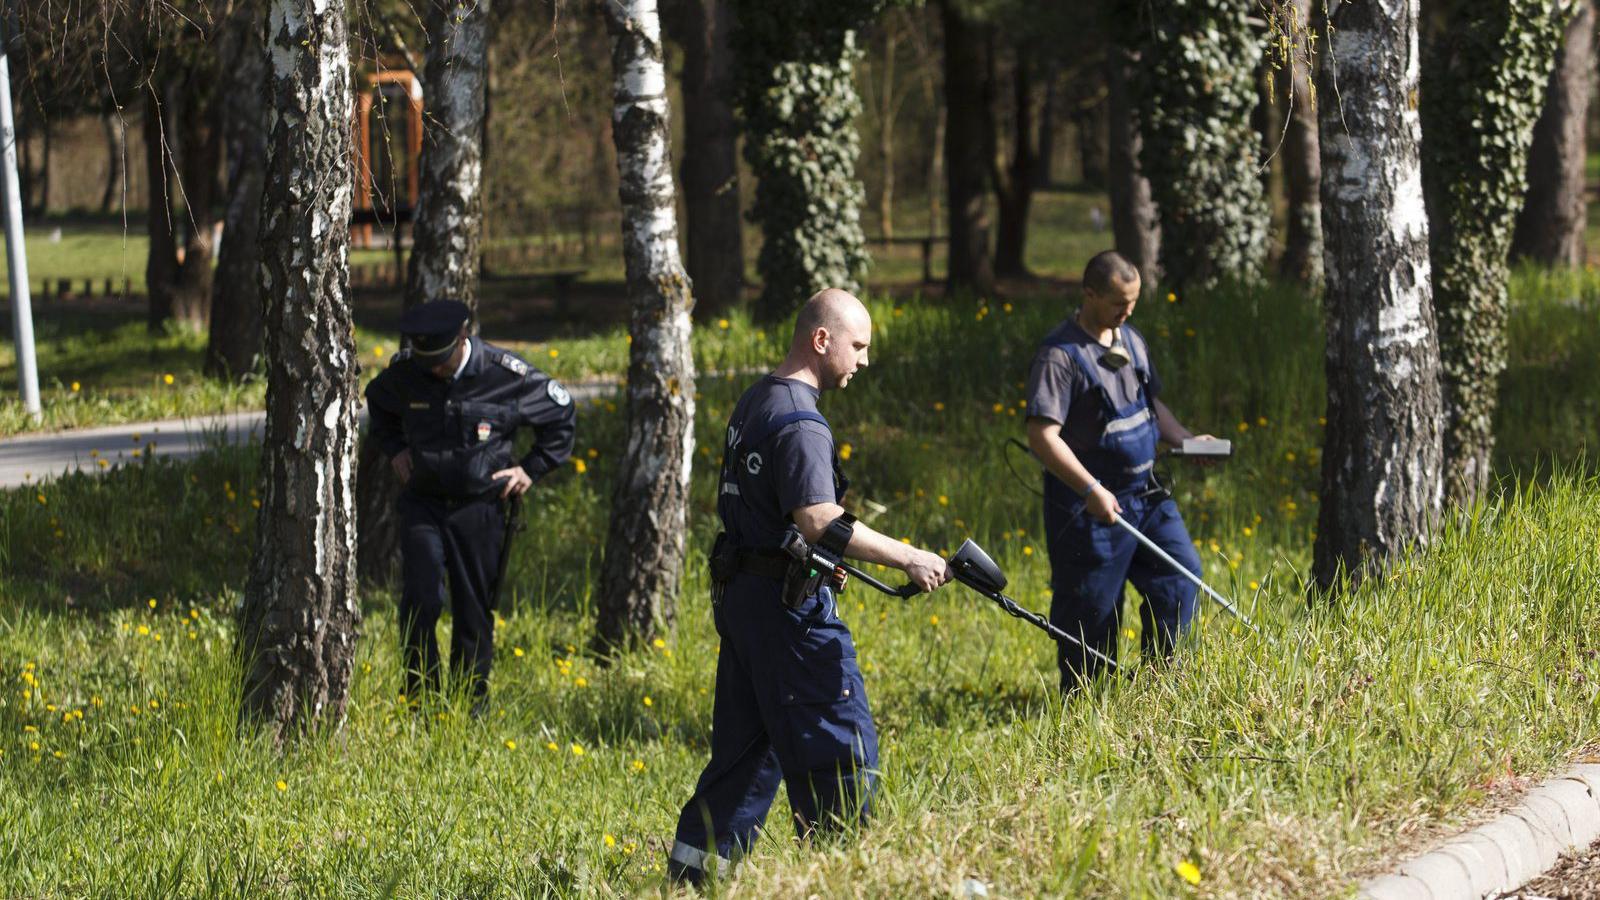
[709,532,738,607]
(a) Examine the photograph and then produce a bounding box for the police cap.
[399,300,470,357]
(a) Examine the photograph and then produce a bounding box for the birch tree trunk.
[1512,0,1593,268]
[205,2,268,381]
[404,0,489,313]
[1106,43,1160,290]
[1421,0,1568,506]
[1277,0,1323,287]
[238,0,361,743]
[354,0,492,588]
[1312,0,1444,593]
[595,0,697,649]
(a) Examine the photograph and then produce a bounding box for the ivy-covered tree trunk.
[595,0,697,649]
[1277,0,1322,286]
[671,0,744,318]
[1312,0,1444,593]
[1421,0,1569,506]
[205,2,267,381]
[1512,0,1593,268]
[238,0,361,744]
[734,0,880,320]
[941,0,994,295]
[1106,42,1159,290]
[1136,0,1269,293]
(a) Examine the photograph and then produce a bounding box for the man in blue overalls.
[667,288,952,885]
[1025,251,1212,692]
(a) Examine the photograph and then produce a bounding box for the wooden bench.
[484,269,588,316]
[866,234,946,283]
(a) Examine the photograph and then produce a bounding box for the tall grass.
[0,276,1595,896]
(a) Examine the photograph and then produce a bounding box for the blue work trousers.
[669,575,878,879]
[1045,491,1201,690]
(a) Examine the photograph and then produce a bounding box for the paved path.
[0,380,618,489]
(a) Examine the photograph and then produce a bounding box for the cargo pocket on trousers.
[778,658,875,775]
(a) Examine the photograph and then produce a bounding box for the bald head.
[778,288,873,391]
[791,288,869,350]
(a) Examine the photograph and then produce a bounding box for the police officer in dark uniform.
[1024,251,1213,691]
[364,300,577,708]
[666,288,952,885]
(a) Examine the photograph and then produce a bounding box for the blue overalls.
[1043,331,1201,690]
[668,409,879,882]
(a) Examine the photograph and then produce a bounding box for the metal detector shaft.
[835,558,921,598]
[1110,514,1260,634]
[978,586,1119,670]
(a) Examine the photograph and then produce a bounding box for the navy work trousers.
[669,575,878,880]
[1045,491,1201,689]
[398,492,505,700]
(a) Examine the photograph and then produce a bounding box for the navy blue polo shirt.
[718,375,838,550]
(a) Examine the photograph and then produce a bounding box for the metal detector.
[778,530,1119,671]
[1003,437,1262,634]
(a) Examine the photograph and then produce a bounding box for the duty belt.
[735,548,790,581]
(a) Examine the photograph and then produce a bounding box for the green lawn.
[1,281,1596,895]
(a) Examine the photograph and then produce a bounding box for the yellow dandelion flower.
[548,348,559,358]
[1257,416,1268,426]
[587,448,599,458]
[991,403,1003,413]
[275,780,288,792]
[29,741,39,752]
[71,381,81,392]
[513,647,525,657]
[163,373,174,385]
[652,638,666,649]
[504,739,517,751]
[148,598,157,609]
[1002,302,1013,313]
[604,834,616,848]
[717,318,730,330]
[1176,860,1201,885]
[1242,527,1254,537]
[933,401,945,412]
[546,741,559,751]
[1249,580,1260,591]
[374,345,385,357]
[1184,327,1196,337]
[573,459,588,474]
[570,743,584,756]
[1237,421,1249,433]
[938,495,949,506]
[838,443,853,461]
[137,625,150,636]
[1285,451,1297,462]
[574,677,588,688]
[35,494,46,506]
[1023,546,1034,556]
[642,696,653,707]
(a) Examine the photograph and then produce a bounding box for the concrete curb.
[1360,764,1600,899]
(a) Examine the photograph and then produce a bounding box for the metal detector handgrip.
[780,528,922,598]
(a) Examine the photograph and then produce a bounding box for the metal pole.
[1111,514,1262,634]
[0,8,40,420]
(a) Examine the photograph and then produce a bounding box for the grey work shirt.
[1024,318,1163,457]
[719,375,839,550]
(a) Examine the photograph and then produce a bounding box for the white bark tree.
[1312,0,1444,592]
[238,0,362,742]
[595,0,697,649]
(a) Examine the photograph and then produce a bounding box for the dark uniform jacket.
[364,337,577,500]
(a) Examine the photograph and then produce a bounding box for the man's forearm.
[1026,421,1098,496]
[792,502,917,569]
[1153,399,1193,446]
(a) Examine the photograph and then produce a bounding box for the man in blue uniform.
[667,288,952,885]
[364,300,577,709]
[1025,251,1212,692]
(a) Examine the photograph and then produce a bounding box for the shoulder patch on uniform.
[497,354,530,377]
[547,380,571,407]
[394,348,412,362]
